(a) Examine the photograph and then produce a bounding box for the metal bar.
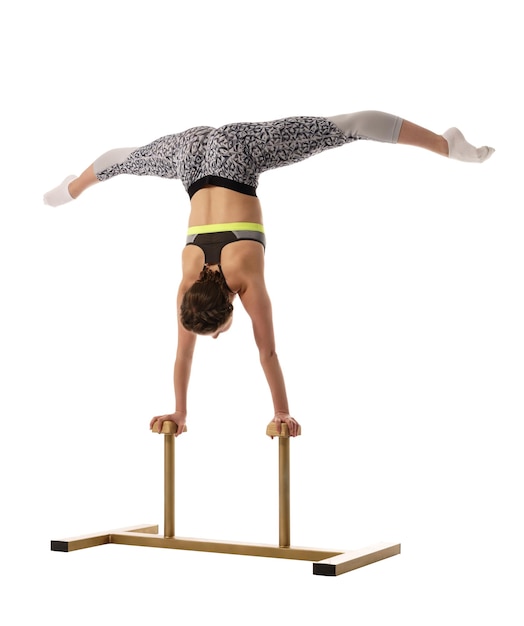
[313,542,401,576]
[164,433,175,538]
[279,437,290,547]
[50,524,158,552]
[110,531,341,562]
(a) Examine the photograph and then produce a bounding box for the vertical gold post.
[279,436,290,547]
[153,421,185,538]
[164,433,175,538]
[267,421,300,549]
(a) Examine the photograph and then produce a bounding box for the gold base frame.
[51,422,400,576]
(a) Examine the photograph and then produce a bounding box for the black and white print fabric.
[95,117,356,194]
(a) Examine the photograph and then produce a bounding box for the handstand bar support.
[50,421,400,576]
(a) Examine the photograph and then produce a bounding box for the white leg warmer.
[327,111,403,143]
[93,147,137,174]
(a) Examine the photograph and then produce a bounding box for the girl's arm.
[150,284,197,436]
[239,275,300,437]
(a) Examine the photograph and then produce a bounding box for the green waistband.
[187,222,265,235]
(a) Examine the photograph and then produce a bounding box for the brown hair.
[180,266,233,334]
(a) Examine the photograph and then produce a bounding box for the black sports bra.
[185,222,266,265]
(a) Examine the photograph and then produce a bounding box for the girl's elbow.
[259,348,278,363]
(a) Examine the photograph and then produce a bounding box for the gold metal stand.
[51,422,400,576]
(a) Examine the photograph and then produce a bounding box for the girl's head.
[180,266,233,336]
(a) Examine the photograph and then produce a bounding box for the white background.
[1,1,522,624]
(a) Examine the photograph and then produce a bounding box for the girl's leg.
[328,111,494,162]
[44,147,137,206]
[397,120,495,162]
[69,164,99,198]
[397,119,448,156]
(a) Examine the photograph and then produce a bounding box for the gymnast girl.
[44,111,494,437]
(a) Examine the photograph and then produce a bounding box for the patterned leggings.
[94,111,403,197]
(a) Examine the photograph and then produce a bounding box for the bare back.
[181,187,266,294]
[188,186,263,226]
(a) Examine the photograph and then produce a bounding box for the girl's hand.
[150,411,187,436]
[271,412,300,438]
